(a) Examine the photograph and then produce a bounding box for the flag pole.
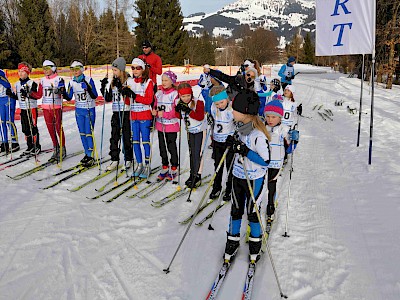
[356,54,365,147]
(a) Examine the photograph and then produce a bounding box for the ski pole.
[86,97,100,169]
[186,126,212,202]
[115,90,126,184]
[282,128,296,238]
[177,117,182,190]
[24,85,39,164]
[7,96,13,159]
[99,89,106,174]
[208,156,234,230]
[0,113,5,155]
[241,157,287,298]
[163,147,230,274]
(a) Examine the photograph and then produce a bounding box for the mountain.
[183,0,316,47]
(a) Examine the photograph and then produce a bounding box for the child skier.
[61,60,98,167]
[281,85,298,162]
[101,57,133,171]
[208,86,235,202]
[257,78,281,116]
[122,58,154,178]
[8,62,41,156]
[263,100,290,232]
[1,69,19,153]
[198,64,213,114]
[281,85,298,129]
[175,83,206,188]
[30,60,66,161]
[223,90,271,263]
[278,56,296,90]
[152,71,180,181]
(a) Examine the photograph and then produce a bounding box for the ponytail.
[250,115,271,141]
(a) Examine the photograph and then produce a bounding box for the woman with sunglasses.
[30,60,66,162]
[61,60,98,167]
[204,65,258,99]
[121,58,154,178]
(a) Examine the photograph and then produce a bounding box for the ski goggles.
[70,66,82,71]
[43,66,53,71]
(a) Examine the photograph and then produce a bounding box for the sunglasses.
[43,66,53,71]
[246,73,255,78]
[243,64,249,67]
[131,66,143,70]
[142,46,149,49]
[70,66,81,71]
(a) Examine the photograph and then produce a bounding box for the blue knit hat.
[264,100,284,118]
[288,56,296,64]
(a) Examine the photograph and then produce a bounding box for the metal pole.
[368,52,375,165]
[356,54,365,147]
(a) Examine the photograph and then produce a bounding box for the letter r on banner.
[331,0,351,16]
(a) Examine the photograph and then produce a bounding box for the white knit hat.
[70,60,84,71]
[43,60,56,72]
[285,84,295,94]
[131,58,146,69]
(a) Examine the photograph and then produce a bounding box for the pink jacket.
[154,87,180,133]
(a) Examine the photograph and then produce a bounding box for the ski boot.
[106,161,119,171]
[83,156,95,168]
[192,174,201,188]
[123,161,132,172]
[248,235,262,263]
[166,166,178,181]
[48,146,60,162]
[139,164,150,179]
[185,174,193,187]
[224,233,240,263]
[209,187,221,200]
[158,165,169,181]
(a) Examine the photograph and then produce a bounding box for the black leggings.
[158,131,178,167]
[109,111,132,162]
[188,132,203,176]
[267,168,280,216]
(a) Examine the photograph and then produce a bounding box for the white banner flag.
[316,0,376,56]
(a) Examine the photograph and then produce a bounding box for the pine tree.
[303,32,315,64]
[15,0,56,67]
[0,10,11,67]
[186,31,215,65]
[134,0,187,65]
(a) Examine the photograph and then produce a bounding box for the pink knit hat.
[162,71,177,84]
[264,100,284,118]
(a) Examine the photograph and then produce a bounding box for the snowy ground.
[1,65,400,299]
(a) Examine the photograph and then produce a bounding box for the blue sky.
[180,0,233,16]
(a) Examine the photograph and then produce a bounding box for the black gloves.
[100,77,108,96]
[291,75,295,80]
[20,88,28,98]
[285,76,291,81]
[199,84,205,88]
[31,81,38,93]
[207,113,214,126]
[112,77,122,91]
[175,101,191,114]
[226,135,249,156]
[121,87,136,100]
[6,88,14,97]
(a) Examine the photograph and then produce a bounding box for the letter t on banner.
[315,0,376,164]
